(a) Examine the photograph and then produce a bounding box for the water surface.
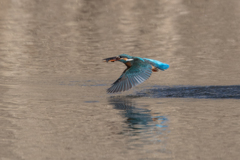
[0,0,240,159]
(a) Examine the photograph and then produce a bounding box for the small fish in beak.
[103,56,120,62]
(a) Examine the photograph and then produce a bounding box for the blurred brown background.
[0,0,240,160]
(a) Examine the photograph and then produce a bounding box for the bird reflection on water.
[108,97,168,147]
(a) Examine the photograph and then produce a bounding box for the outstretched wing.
[107,59,152,93]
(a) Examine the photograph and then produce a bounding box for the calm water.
[1,0,240,159]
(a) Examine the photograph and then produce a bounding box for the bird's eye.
[119,56,122,58]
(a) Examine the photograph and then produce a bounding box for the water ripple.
[136,85,240,99]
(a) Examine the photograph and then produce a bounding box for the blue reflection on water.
[108,97,169,145]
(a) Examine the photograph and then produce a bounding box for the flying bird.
[103,54,169,93]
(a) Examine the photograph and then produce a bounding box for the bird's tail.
[143,58,169,71]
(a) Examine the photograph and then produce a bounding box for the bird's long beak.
[103,56,120,62]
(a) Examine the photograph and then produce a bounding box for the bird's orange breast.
[125,62,132,68]
[122,58,132,67]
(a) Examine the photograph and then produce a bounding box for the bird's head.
[103,54,134,63]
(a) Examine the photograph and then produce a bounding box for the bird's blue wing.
[107,59,152,93]
[143,58,169,71]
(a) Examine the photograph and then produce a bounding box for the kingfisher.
[103,54,169,93]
